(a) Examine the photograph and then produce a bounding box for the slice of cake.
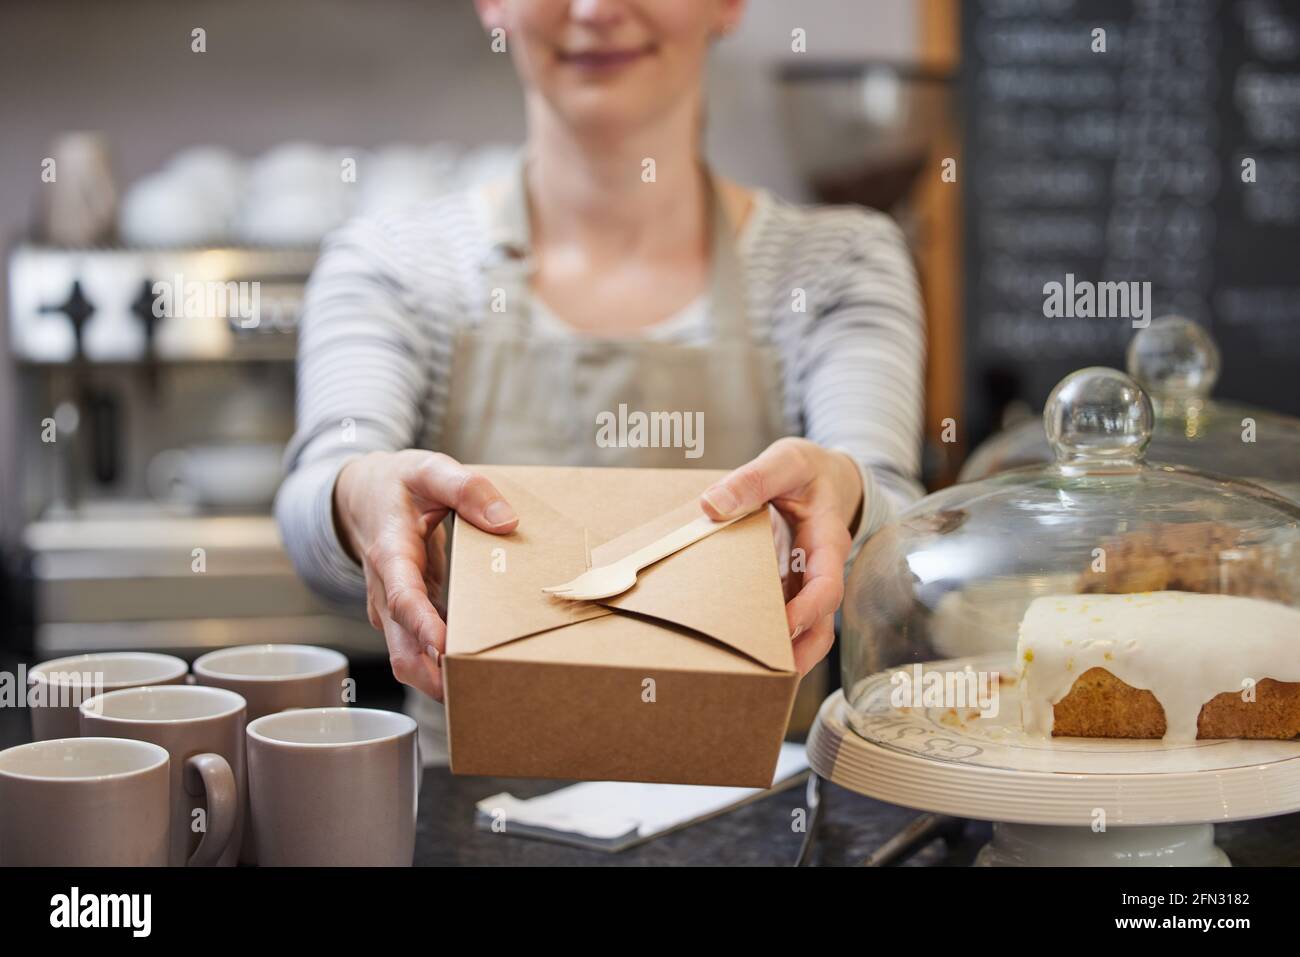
[1017,592,1300,742]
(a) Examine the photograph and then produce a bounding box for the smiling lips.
[557,46,653,71]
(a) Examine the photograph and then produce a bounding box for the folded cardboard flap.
[446,467,794,673]
[444,466,799,786]
[593,497,794,672]
[443,473,608,656]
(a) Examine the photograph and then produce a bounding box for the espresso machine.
[6,243,378,658]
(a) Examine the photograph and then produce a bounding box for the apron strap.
[704,177,749,343]
[478,153,751,343]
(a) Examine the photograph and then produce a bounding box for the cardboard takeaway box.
[444,465,798,788]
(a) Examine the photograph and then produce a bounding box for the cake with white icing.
[1017,592,1300,742]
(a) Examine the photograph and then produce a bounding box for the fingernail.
[485,500,517,526]
[702,486,740,518]
[425,645,442,666]
[790,624,803,642]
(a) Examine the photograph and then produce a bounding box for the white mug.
[247,708,418,866]
[0,737,170,866]
[81,685,245,867]
[28,652,188,741]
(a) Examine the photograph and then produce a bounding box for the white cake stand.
[808,654,1300,866]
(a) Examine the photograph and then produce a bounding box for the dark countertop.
[416,768,981,866]
[4,650,1299,866]
[416,769,1300,867]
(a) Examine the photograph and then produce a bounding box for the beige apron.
[411,159,789,761]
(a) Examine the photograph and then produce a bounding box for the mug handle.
[183,753,237,867]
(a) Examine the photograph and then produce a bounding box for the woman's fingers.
[784,513,850,641]
[792,616,835,676]
[342,451,517,701]
[404,453,519,533]
[366,532,446,699]
[376,599,442,699]
[365,521,446,651]
[367,556,443,699]
[699,438,850,674]
[382,557,447,655]
[699,439,810,520]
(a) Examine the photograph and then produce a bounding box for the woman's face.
[477,0,744,135]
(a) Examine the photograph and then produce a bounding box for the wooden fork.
[541,510,753,601]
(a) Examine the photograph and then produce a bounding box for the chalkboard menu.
[962,0,1300,442]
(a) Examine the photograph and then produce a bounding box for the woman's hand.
[700,438,863,676]
[333,450,518,700]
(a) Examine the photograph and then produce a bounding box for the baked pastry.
[1018,592,1300,741]
[1077,521,1292,603]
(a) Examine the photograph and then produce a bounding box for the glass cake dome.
[960,316,1300,503]
[841,366,1300,731]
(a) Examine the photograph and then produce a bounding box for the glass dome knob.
[1125,315,1221,400]
[1044,367,1154,466]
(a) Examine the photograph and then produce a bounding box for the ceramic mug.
[192,644,349,864]
[192,644,349,720]
[28,652,188,741]
[247,708,418,866]
[81,685,244,867]
[0,737,170,866]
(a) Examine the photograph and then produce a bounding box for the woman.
[276,0,925,751]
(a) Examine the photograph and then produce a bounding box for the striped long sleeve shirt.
[275,187,927,605]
